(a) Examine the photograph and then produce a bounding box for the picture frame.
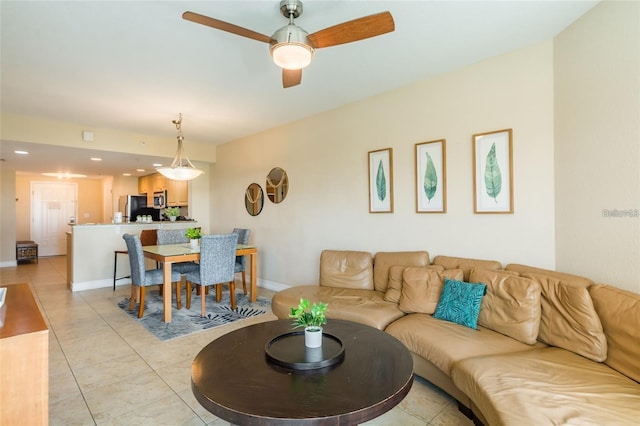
[415,139,447,213]
[368,148,394,213]
[473,129,513,214]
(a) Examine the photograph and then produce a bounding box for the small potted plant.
[289,298,328,348]
[185,227,201,248]
[165,206,180,221]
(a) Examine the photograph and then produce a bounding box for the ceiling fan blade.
[282,69,302,88]
[182,11,273,44]
[308,11,394,49]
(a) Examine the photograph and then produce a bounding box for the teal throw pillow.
[433,278,487,329]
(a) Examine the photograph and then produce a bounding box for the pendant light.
[156,113,204,181]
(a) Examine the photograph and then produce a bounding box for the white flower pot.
[304,326,323,348]
[169,216,177,222]
[190,239,199,249]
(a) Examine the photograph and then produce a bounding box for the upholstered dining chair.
[232,228,250,294]
[122,234,182,318]
[156,228,199,308]
[156,228,199,273]
[185,233,238,317]
[113,229,158,291]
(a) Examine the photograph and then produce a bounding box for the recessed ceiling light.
[123,173,131,176]
[90,157,102,161]
[14,150,28,155]
[136,169,146,172]
[42,172,87,179]
[153,163,162,167]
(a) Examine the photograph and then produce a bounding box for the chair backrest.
[232,228,250,245]
[157,228,189,245]
[123,234,146,285]
[198,234,239,285]
[140,229,158,246]
[232,228,251,267]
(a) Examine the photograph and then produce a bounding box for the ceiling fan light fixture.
[271,43,313,69]
[270,24,314,70]
[156,114,204,181]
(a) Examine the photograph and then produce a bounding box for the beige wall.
[554,1,640,293]
[0,169,17,266]
[211,41,556,287]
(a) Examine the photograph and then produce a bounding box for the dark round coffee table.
[191,319,414,425]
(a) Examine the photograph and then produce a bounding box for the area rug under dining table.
[116,288,272,341]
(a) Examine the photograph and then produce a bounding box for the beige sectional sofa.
[271,250,640,425]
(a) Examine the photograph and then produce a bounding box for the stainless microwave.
[153,191,167,209]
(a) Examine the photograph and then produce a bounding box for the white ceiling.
[0,0,598,178]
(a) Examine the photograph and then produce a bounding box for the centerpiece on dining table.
[185,228,201,248]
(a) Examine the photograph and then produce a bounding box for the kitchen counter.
[66,221,200,291]
[71,220,197,226]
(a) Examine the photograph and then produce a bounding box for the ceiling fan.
[182,0,395,88]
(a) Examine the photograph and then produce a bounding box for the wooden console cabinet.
[0,283,49,425]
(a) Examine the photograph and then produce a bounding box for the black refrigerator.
[118,195,151,222]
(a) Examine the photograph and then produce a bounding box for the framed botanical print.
[368,148,393,213]
[415,139,446,213]
[473,129,513,214]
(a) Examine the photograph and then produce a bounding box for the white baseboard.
[73,277,288,293]
[72,278,131,292]
[0,260,18,268]
[257,278,289,292]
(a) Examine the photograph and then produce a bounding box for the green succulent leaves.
[484,143,502,202]
[376,160,386,201]
[423,152,437,203]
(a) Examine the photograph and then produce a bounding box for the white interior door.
[32,182,77,256]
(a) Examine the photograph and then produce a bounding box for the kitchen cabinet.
[138,174,150,195]
[138,175,153,205]
[139,173,189,207]
[0,283,49,425]
[166,178,188,206]
[151,173,166,192]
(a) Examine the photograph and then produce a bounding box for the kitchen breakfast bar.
[67,222,258,323]
[66,222,207,292]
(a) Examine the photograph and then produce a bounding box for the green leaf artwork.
[484,143,502,202]
[423,152,438,203]
[376,159,386,201]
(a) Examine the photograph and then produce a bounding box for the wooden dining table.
[142,243,258,323]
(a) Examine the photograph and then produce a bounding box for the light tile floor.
[1,256,473,426]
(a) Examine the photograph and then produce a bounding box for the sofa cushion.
[522,272,607,362]
[452,347,640,426]
[590,284,640,382]
[471,268,541,345]
[383,265,408,303]
[394,266,459,312]
[373,251,430,292]
[434,279,487,329]
[384,265,449,304]
[320,250,374,290]
[432,255,502,281]
[385,314,544,376]
[271,285,404,330]
[505,263,594,287]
